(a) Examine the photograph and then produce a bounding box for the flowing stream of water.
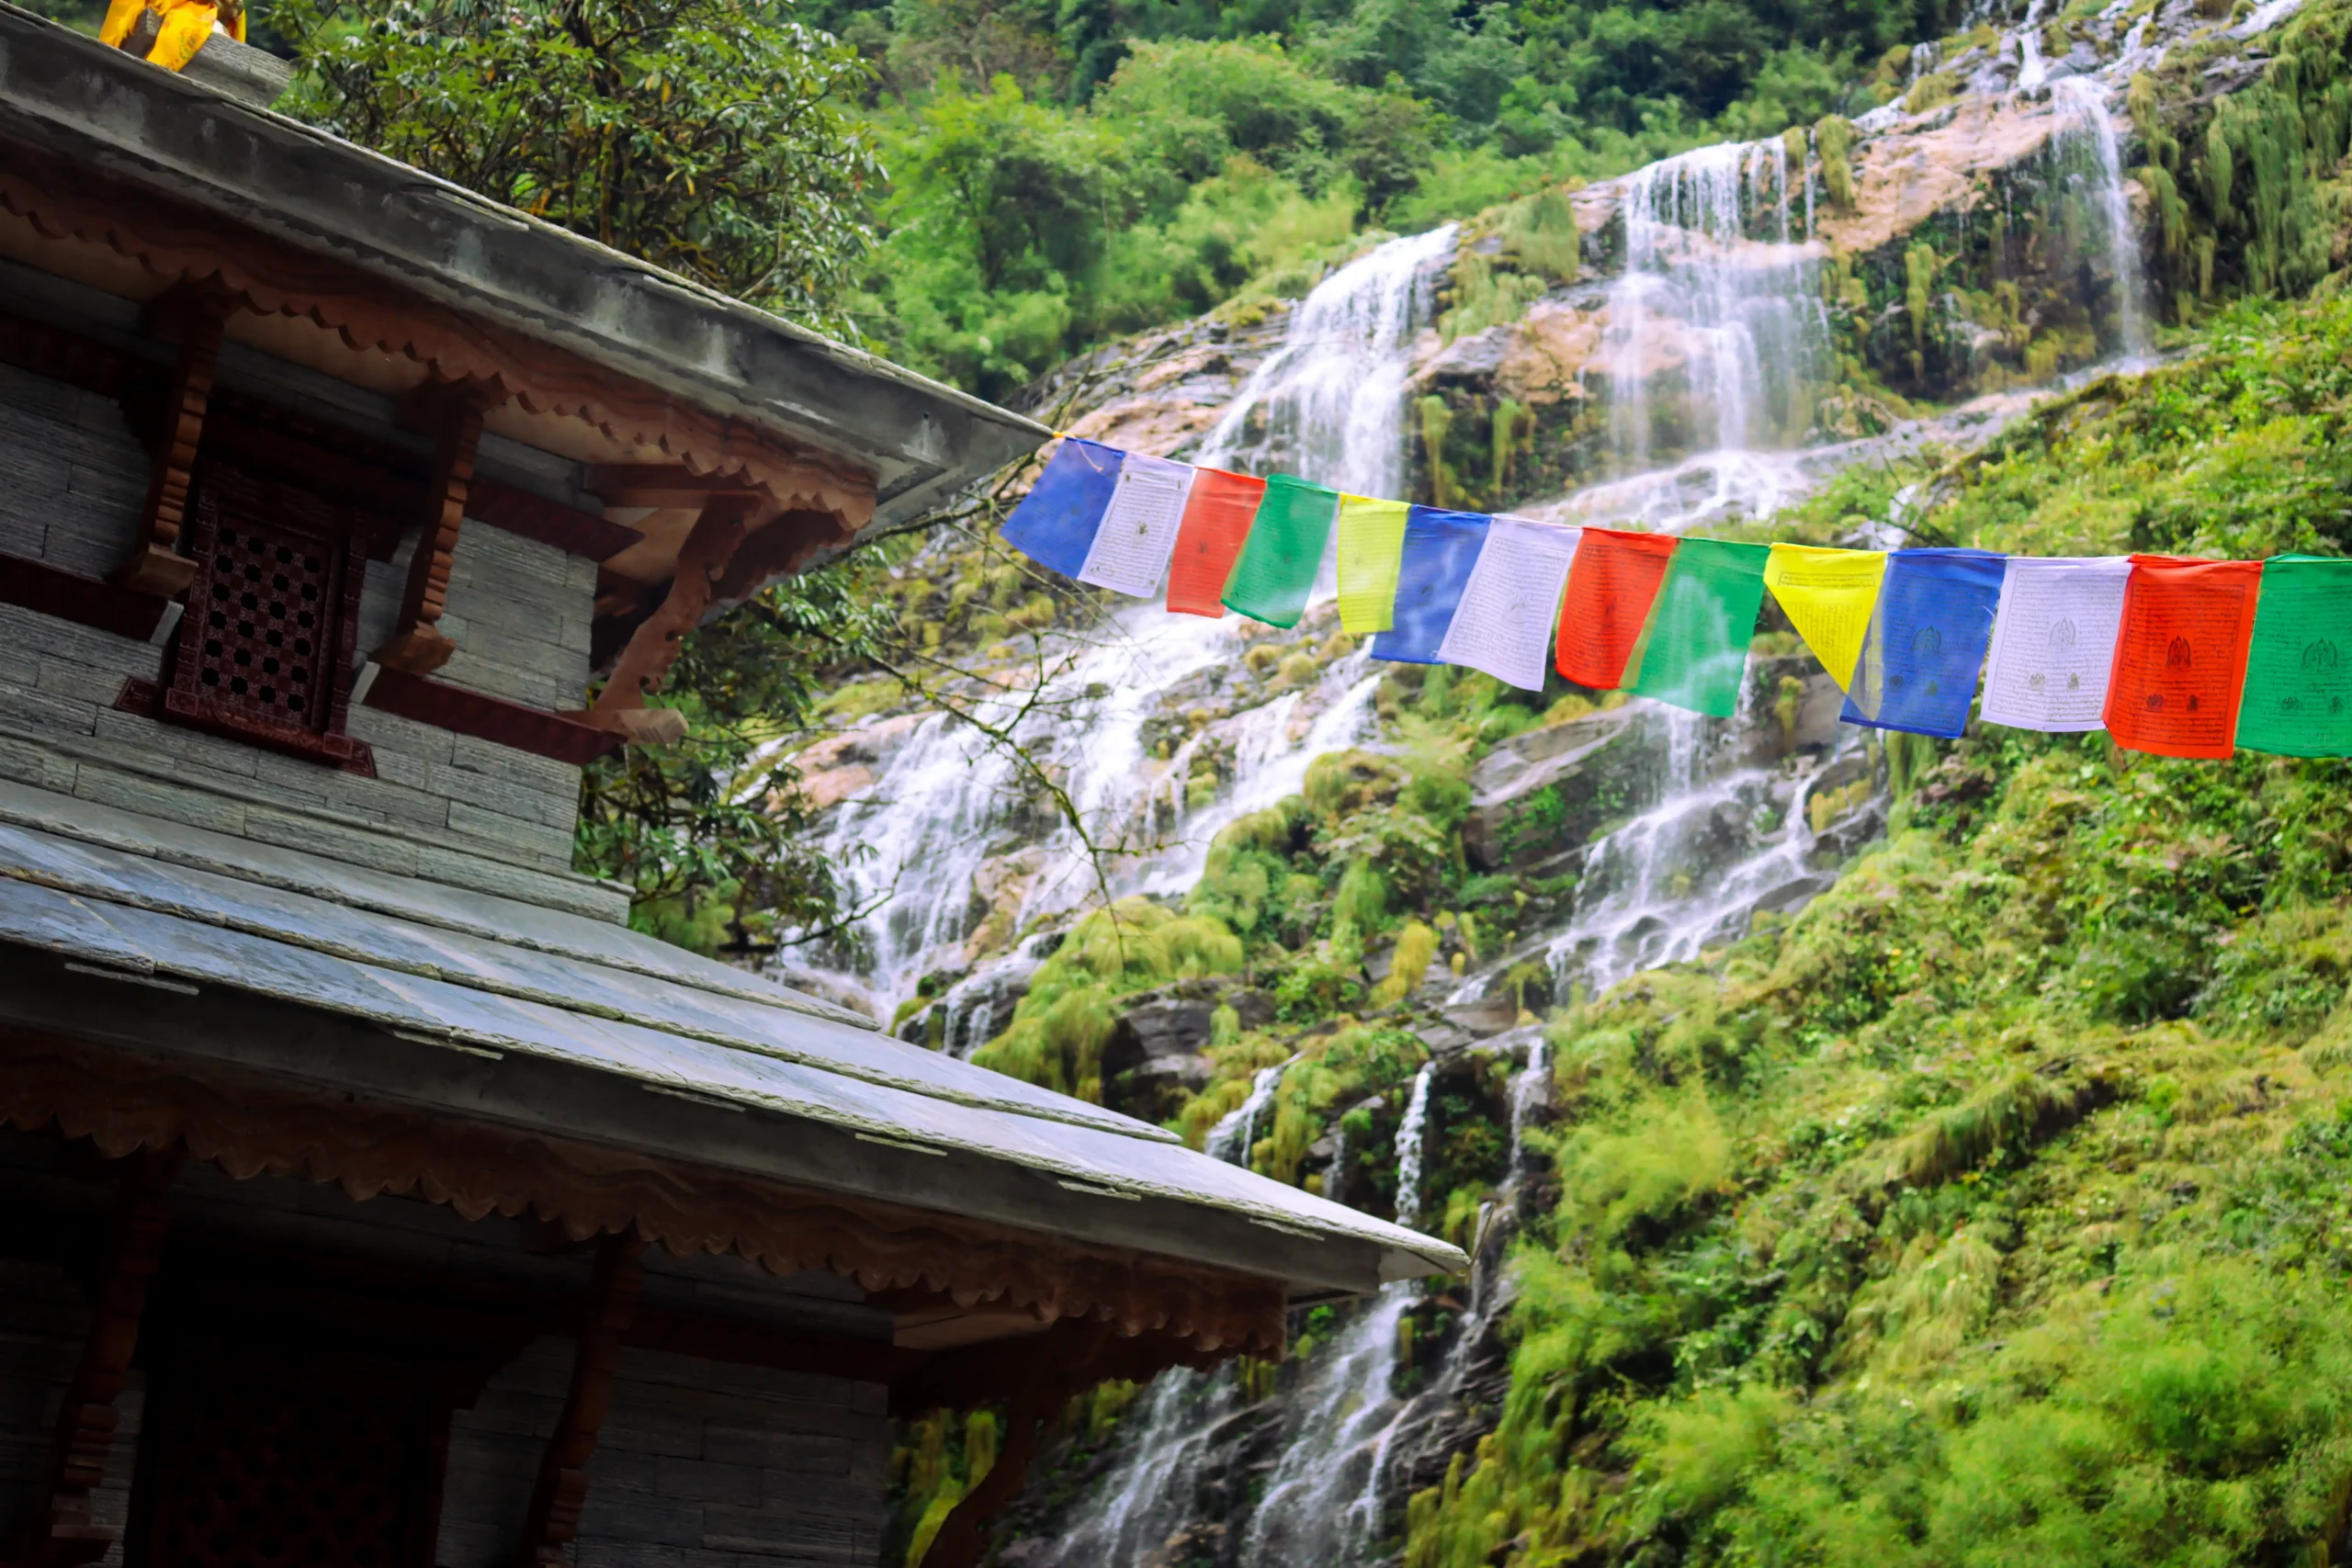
[797,39,2165,1551]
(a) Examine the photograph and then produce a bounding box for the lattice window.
[130,1349,438,1568]
[142,461,374,771]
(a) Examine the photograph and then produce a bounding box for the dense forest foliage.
[227,0,1975,400]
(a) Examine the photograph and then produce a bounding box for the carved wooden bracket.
[116,281,237,600]
[565,490,763,746]
[517,1230,646,1567]
[13,1146,182,1568]
[371,377,507,676]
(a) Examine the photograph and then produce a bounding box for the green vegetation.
[1396,294,2352,1568]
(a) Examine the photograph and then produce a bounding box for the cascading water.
[2050,75,2152,359]
[1232,1064,1436,1568]
[1197,224,1460,494]
[1603,139,1827,480]
[792,229,1453,1019]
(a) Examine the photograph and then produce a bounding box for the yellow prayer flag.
[1763,543,1888,692]
[1334,496,1412,634]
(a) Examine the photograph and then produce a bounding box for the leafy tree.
[572,570,891,953]
[279,0,882,333]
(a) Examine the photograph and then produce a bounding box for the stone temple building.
[0,10,1465,1566]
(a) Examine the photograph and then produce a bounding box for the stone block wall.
[441,1344,892,1568]
[0,335,620,920]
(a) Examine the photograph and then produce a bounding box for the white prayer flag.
[1077,454,1195,597]
[1436,515,1582,691]
[1978,556,2132,732]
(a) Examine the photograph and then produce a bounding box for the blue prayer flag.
[1843,547,2007,738]
[1002,439,1124,578]
[1372,508,1492,664]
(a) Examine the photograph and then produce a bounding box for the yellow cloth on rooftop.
[1762,542,1888,693]
[99,0,234,70]
[1333,495,1411,634]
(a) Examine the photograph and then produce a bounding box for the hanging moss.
[2142,163,2188,256]
[2205,118,2234,213]
[1815,114,1856,209]
[1501,186,1582,281]
[1489,397,1534,496]
[1418,394,1464,509]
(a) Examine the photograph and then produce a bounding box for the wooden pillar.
[115,282,235,599]
[373,378,504,676]
[14,1147,180,1568]
[915,1322,1113,1568]
[516,1231,645,1567]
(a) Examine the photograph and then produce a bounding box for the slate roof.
[0,782,1468,1294]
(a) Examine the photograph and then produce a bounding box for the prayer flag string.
[989,436,2352,759]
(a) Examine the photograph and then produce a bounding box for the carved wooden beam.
[371,378,506,676]
[116,282,237,600]
[584,463,764,509]
[517,1230,645,1567]
[565,493,763,746]
[14,1146,181,1568]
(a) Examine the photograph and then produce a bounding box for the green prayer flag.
[1628,538,1771,716]
[2236,554,2352,757]
[1222,474,1340,627]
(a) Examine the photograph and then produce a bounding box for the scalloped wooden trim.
[0,1035,1288,1357]
[0,152,876,561]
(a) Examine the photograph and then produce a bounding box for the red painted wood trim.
[0,551,170,642]
[363,665,619,764]
[468,477,642,562]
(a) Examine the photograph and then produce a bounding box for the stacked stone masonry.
[0,296,620,919]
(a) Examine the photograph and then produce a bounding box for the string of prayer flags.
[2103,555,2264,759]
[1437,517,1581,692]
[1626,538,1770,717]
[1843,548,2007,739]
[1003,438,1122,579]
[994,435,2352,758]
[1979,557,2133,732]
[1372,507,1492,664]
[1166,468,1266,617]
[1555,526,1679,688]
[1763,544,1888,693]
[1077,453,1194,597]
[2235,555,2352,756]
[1223,475,1340,628]
[1335,496,1412,634]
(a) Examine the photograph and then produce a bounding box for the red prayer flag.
[1555,527,1679,688]
[2102,555,2264,758]
[1166,468,1267,617]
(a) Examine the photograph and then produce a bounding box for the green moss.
[1815,115,1856,209]
[970,898,1245,1100]
[1399,297,2352,1568]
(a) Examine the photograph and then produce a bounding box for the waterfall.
[1198,224,1460,494]
[2051,76,2152,360]
[1392,1061,1437,1229]
[1207,1060,1291,1165]
[1603,141,1827,476]
[1234,1061,1439,1567]
[791,231,1454,1017]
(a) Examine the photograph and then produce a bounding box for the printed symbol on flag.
[2068,673,2081,689]
[1913,626,1942,657]
[2147,694,2165,711]
[2029,672,2047,691]
[2305,637,2340,670]
[2284,696,2302,712]
[2188,694,2201,712]
[2166,636,2193,669]
[2052,618,2077,648]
